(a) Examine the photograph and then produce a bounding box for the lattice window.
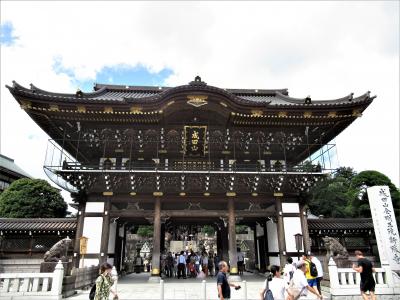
[1,238,31,250]
[344,237,367,247]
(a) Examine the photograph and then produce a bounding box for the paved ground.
[68,272,330,300]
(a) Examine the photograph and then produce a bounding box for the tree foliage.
[136,225,153,237]
[306,168,400,230]
[0,178,68,218]
[201,225,216,236]
[307,167,357,218]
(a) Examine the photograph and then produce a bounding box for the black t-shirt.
[217,271,230,298]
[357,258,374,282]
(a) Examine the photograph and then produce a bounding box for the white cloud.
[1,0,399,196]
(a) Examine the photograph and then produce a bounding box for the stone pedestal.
[334,257,352,268]
[62,274,77,297]
[40,261,73,276]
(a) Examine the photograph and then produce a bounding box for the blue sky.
[1,1,399,191]
[53,59,174,91]
[0,22,18,46]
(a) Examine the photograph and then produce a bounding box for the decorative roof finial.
[76,88,83,97]
[304,95,312,104]
[189,75,207,86]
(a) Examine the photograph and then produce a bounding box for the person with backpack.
[301,254,321,297]
[90,262,119,300]
[283,257,296,286]
[259,265,286,300]
[310,254,324,295]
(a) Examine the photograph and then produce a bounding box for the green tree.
[306,168,400,232]
[307,167,357,218]
[136,225,153,237]
[349,170,400,230]
[0,178,68,218]
[201,225,216,236]
[236,225,248,234]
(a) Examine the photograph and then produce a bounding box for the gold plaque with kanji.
[79,236,88,255]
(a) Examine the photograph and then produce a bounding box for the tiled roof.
[0,218,76,232]
[6,80,374,107]
[307,218,373,231]
[0,154,31,178]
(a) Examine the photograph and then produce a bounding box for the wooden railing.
[0,260,63,300]
[328,257,399,297]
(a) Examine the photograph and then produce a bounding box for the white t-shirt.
[238,252,244,262]
[263,277,286,300]
[311,257,323,278]
[292,269,309,296]
[202,256,208,265]
[283,263,296,284]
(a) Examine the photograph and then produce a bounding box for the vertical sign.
[367,186,400,270]
[184,126,207,157]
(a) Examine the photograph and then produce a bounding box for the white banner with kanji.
[367,185,400,270]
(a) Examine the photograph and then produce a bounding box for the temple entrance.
[117,217,260,279]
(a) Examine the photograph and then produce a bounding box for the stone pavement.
[67,272,330,300]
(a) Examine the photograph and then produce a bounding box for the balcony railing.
[43,139,338,193]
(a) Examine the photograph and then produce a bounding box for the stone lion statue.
[322,236,349,259]
[43,237,72,262]
[322,236,352,268]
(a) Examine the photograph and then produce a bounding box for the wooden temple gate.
[6,76,374,278]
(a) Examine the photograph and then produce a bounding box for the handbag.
[287,279,305,300]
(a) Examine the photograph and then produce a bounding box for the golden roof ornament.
[187,95,208,107]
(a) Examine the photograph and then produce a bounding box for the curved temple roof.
[6,77,375,108]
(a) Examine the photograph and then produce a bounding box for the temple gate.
[7,76,374,278]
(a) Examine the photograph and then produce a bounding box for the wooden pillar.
[228,198,238,275]
[151,197,161,276]
[262,222,270,267]
[300,205,311,254]
[160,223,166,253]
[276,197,287,267]
[114,222,122,272]
[121,225,127,271]
[216,225,222,257]
[253,225,259,270]
[100,199,111,264]
[220,224,229,262]
[73,202,85,268]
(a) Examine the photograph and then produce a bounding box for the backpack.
[308,260,318,277]
[89,276,104,300]
[264,289,274,300]
[89,284,96,300]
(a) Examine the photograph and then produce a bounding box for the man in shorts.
[302,253,319,296]
[352,250,376,300]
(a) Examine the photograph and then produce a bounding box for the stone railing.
[72,265,99,289]
[328,257,400,299]
[0,260,63,300]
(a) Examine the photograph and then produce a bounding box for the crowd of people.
[91,249,376,300]
[160,250,221,279]
[258,253,324,300]
[257,250,376,300]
